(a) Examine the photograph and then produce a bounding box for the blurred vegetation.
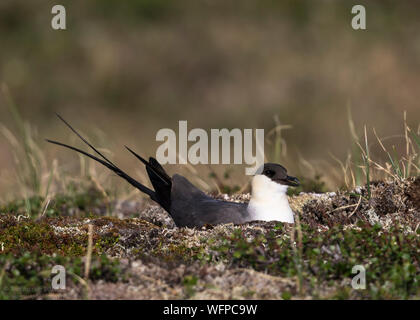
[0,198,418,299]
[0,252,123,299]
[0,1,418,301]
[1,1,420,202]
[209,223,420,299]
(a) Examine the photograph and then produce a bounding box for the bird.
[47,115,300,227]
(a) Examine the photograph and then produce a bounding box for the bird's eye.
[263,170,275,178]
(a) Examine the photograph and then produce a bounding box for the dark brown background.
[1,0,419,199]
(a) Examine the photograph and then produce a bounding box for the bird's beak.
[285,175,300,187]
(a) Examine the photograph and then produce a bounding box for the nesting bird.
[47,115,299,227]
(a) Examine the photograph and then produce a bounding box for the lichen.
[0,177,419,299]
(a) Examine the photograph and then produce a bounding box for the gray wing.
[170,174,250,227]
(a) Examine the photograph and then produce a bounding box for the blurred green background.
[1,0,419,199]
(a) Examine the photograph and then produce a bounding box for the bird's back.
[170,174,250,227]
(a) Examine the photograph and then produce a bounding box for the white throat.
[247,175,295,223]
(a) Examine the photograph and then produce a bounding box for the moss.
[0,188,106,218]
[0,196,43,217]
[405,177,420,210]
[146,241,208,265]
[207,222,419,299]
[0,177,418,299]
[182,275,198,298]
[0,215,147,256]
[0,220,87,256]
[94,232,120,252]
[88,255,125,283]
[92,216,142,229]
[0,252,124,299]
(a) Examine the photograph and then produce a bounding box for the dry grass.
[1,1,420,200]
[0,90,419,215]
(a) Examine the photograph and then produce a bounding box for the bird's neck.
[247,175,295,223]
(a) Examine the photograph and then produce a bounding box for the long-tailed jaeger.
[47,115,300,227]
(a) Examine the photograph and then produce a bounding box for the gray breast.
[170,174,250,227]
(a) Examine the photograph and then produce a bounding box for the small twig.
[329,152,350,190]
[90,174,111,206]
[69,271,89,299]
[368,158,399,180]
[41,198,51,217]
[327,203,358,215]
[84,224,93,280]
[0,260,9,289]
[348,195,362,218]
